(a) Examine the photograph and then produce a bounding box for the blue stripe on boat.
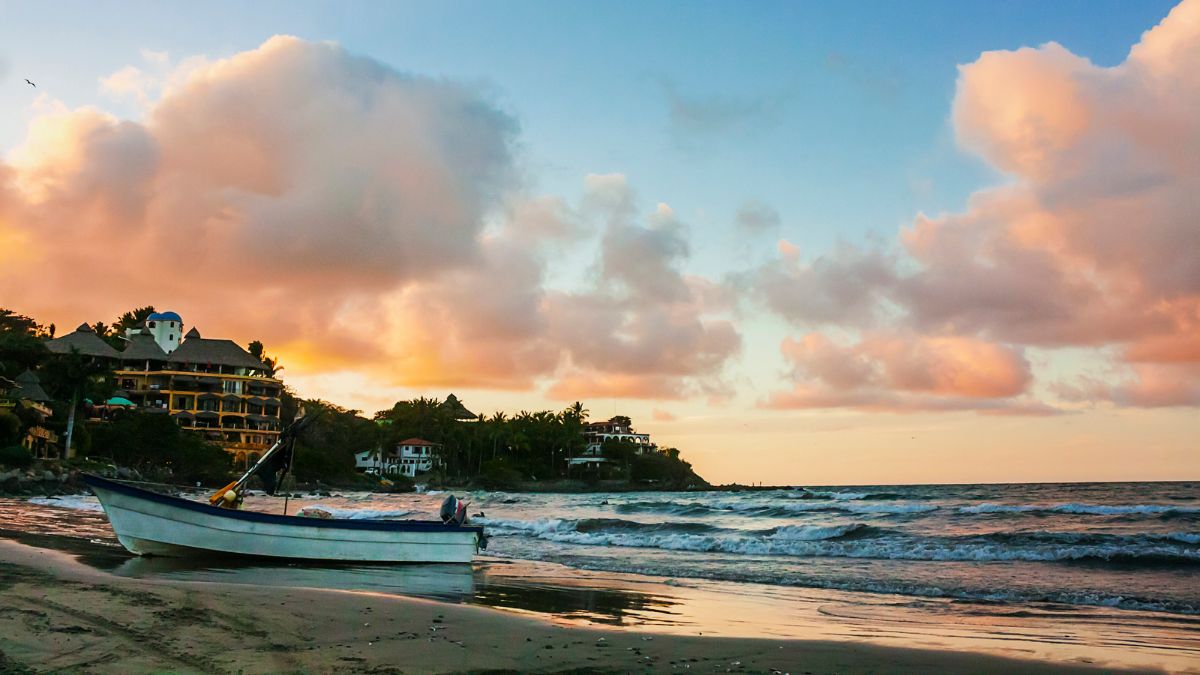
[82,474,483,534]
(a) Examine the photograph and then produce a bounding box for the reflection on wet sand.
[110,554,683,629]
[4,499,1200,672]
[112,556,476,601]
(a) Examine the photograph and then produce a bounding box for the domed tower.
[145,311,183,353]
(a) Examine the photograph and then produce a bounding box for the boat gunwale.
[83,474,484,535]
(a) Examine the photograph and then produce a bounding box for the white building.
[125,311,184,353]
[354,449,386,473]
[356,439,442,477]
[570,416,657,467]
[395,438,440,477]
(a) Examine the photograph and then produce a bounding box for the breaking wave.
[788,489,912,501]
[479,516,1200,565]
[614,499,938,518]
[959,503,1200,517]
[27,496,105,513]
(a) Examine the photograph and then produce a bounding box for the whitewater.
[18,481,1200,615]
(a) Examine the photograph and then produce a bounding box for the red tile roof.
[398,437,439,446]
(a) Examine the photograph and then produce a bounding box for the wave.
[959,503,1200,517]
[791,490,870,500]
[505,553,1200,615]
[481,516,1200,565]
[27,496,105,513]
[614,499,938,518]
[480,516,737,538]
[789,489,914,501]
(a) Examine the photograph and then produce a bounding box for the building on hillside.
[569,415,657,468]
[107,316,284,465]
[42,314,283,464]
[126,311,184,353]
[354,438,441,477]
[0,370,58,458]
[354,449,385,474]
[395,438,440,477]
[440,394,477,421]
[45,323,121,362]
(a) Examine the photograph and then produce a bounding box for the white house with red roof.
[354,437,442,477]
[395,438,440,477]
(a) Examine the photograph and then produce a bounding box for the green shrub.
[631,450,706,488]
[0,412,19,446]
[0,445,33,470]
[293,443,356,484]
[70,422,91,455]
[380,473,415,492]
[477,459,523,490]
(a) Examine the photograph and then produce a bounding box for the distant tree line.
[1,306,707,490]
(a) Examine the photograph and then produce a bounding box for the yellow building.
[113,321,283,464]
[0,370,59,458]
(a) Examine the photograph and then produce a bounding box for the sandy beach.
[1,538,1177,675]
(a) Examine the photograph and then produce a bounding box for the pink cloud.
[0,37,739,402]
[768,332,1043,414]
[752,0,1200,409]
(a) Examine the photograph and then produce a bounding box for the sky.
[0,0,1196,485]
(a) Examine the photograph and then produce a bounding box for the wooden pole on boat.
[208,408,319,506]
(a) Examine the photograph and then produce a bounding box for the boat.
[84,411,485,563]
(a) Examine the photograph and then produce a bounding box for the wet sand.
[0,539,1171,674]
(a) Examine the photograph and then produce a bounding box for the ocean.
[15,480,1200,616]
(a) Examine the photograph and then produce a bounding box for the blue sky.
[1,0,1178,259]
[1,1,1193,483]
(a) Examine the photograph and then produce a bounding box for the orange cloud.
[0,37,740,403]
[768,332,1042,414]
[751,0,1200,410]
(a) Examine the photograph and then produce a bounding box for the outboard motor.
[440,495,468,526]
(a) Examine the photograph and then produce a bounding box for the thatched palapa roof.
[120,329,169,361]
[13,369,51,403]
[169,330,267,370]
[440,393,477,420]
[45,323,120,359]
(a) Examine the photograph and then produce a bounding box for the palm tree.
[561,402,588,478]
[42,348,113,458]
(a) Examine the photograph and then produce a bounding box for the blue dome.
[148,311,182,322]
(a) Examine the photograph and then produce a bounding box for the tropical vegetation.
[1,306,707,490]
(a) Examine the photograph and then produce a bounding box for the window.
[148,321,156,328]
[169,334,174,341]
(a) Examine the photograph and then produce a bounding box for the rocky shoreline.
[0,467,90,498]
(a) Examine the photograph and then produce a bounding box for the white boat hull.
[85,475,482,563]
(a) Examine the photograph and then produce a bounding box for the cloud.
[765,332,1046,414]
[749,0,1200,410]
[0,36,509,382]
[660,81,786,148]
[741,241,896,327]
[542,176,741,399]
[1,38,744,403]
[734,200,781,234]
[354,175,741,398]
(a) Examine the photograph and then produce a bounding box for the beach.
[3,486,1199,674]
[0,538,1171,674]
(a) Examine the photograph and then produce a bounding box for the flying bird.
[25,79,35,87]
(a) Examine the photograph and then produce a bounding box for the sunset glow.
[1,0,1196,484]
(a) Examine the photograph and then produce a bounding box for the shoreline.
[0,538,1178,674]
